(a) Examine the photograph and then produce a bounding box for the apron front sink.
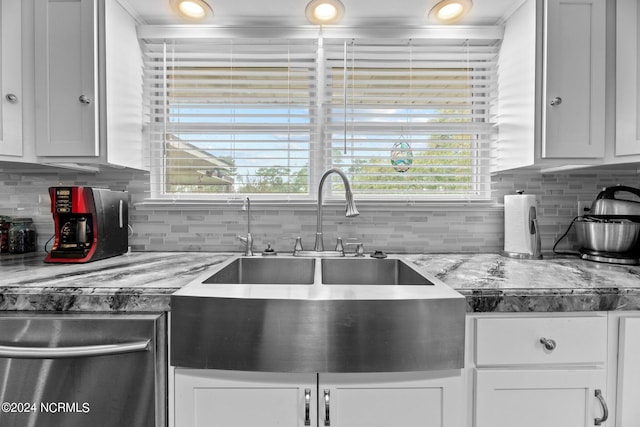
[171,255,465,373]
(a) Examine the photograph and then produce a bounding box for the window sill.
[134,198,502,212]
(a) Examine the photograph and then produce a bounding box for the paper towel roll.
[504,193,537,255]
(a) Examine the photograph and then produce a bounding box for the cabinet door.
[475,369,608,427]
[542,0,606,158]
[616,0,640,156]
[616,317,640,426]
[174,369,316,427]
[34,0,98,157]
[319,371,463,427]
[0,0,22,156]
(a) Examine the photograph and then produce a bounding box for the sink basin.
[203,257,315,285]
[322,258,432,285]
[171,255,465,373]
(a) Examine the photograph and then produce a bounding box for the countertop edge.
[2,252,640,312]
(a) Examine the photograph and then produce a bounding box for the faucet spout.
[314,168,359,252]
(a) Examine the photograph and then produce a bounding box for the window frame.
[139,26,503,205]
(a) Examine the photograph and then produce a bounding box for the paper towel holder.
[501,190,543,260]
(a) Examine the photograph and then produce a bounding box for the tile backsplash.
[1,166,638,254]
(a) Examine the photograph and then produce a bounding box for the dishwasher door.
[0,312,166,427]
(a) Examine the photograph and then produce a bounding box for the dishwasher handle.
[0,339,151,359]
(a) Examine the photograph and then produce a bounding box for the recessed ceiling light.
[428,0,472,24]
[305,0,345,25]
[170,0,213,20]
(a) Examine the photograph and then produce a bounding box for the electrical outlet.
[577,201,590,217]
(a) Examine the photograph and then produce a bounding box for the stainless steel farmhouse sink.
[171,255,465,373]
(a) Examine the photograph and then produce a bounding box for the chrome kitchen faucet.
[294,168,359,256]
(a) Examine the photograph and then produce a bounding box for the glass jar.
[0,216,11,254]
[8,218,37,254]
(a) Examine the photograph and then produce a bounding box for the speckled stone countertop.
[1,251,639,312]
[407,254,640,312]
[0,252,231,312]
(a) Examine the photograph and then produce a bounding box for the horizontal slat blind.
[323,38,498,200]
[141,34,500,201]
[143,39,318,195]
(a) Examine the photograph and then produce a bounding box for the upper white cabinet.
[35,0,98,158]
[33,0,145,170]
[495,0,606,171]
[615,0,640,157]
[0,0,23,157]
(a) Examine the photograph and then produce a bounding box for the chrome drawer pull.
[0,340,150,359]
[304,389,311,426]
[324,389,331,426]
[539,337,556,351]
[594,389,608,425]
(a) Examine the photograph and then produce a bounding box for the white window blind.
[323,38,498,200]
[141,33,499,201]
[143,38,318,196]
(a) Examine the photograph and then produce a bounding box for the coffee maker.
[45,187,129,263]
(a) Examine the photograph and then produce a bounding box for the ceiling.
[125,0,522,27]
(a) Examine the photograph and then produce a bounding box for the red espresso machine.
[45,187,129,263]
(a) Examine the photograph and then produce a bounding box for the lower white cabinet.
[471,313,609,427]
[615,315,640,427]
[173,369,463,427]
[174,370,315,427]
[475,369,607,427]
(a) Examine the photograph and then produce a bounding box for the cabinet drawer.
[475,316,606,367]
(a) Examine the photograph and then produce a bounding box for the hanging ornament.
[390,141,413,173]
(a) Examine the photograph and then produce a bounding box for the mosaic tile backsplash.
[0,167,638,254]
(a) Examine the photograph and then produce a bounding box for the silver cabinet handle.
[119,199,124,228]
[78,95,92,104]
[5,93,18,103]
[324,389,331,426]
[550,96,562,106]
[304,389,311,426]
[0,340,150,359]
[539,337,556,351]
[594,389,609,426]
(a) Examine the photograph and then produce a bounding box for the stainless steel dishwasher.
[0,312,166,427]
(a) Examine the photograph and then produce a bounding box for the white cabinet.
[476,369,607,427]
[174,370,316,427]
[33,0,145,169]
[318,372,462,427]
[615,0,640,157]
[614,315,640,426]
[35,0,98,158]
[0,0,23,157]
[496,0,606,171]
[471,314,610,427]
[173,369,463,427]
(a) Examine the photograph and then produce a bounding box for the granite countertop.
[1,251,640,312]
[0,252,231,312]
[407,254,640,312]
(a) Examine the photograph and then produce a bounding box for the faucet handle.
[293,236,304,256]
[346,242,365,257]
[335,237,345,256]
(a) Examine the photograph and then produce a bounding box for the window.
[143,38,317,197]
[142,31,499,202]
